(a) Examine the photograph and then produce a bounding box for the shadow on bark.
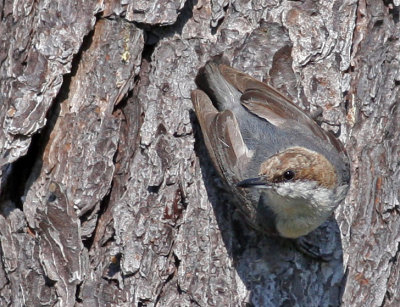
[192,108,345,306]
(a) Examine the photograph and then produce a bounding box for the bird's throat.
[262,190,329,238]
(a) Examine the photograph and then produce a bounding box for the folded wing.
[218,64,346,155]
[191,89,252,186]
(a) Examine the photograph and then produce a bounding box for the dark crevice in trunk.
[383,0,400,23]
[75,284,83,303]
[131,0,197,45]
[0,28,96,216]
[89,89,143,250]
[211,2,229,35]
[82,181,113,250]
[0,132,42,213]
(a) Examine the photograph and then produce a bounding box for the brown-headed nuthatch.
[191,62,350,240]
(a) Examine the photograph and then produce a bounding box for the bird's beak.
[236,177,271,188]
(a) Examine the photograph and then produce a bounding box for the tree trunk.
[0,0,399,306]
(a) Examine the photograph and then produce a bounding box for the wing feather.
[218,64,346,154]
[191,89,252,185]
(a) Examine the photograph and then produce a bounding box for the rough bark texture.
[0,0,399,306]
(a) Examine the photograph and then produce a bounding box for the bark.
[0,0,399,306]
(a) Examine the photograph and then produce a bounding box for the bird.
[191,61,350,242]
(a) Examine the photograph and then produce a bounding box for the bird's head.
[237,146,349,238]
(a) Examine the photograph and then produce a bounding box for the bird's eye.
[283,170,295,181]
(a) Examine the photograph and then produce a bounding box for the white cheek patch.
[275,181,318,200]
[263,181,338,238]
